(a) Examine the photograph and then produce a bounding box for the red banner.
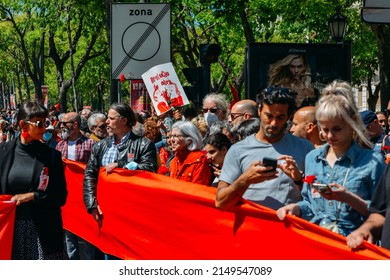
[60,159,390,260]
[0,195,16,260]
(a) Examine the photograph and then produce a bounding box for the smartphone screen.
[262,157,277,171]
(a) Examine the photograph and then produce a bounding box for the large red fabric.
[0,195,16,260]
[62,159,390,260]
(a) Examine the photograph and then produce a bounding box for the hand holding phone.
[262,157,277,171]
[312,183,332,194]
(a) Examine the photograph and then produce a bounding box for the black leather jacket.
[83,132,157,211]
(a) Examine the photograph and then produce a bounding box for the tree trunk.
[371,25,390,111]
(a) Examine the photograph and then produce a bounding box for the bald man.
[290,106,325,148]
[228,99,259,131]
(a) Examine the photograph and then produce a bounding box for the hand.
[243,161,278,185]
[319,183,347,202]
[346,228,373,250]
[276,203,301,220]
[105,162,118,174]
[277,155,302,181]
[11,192,34,205]
[210,163,221,177]
[91,205,103,229]
[173,109,183,121]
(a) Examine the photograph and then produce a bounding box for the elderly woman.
[169,120,212,185]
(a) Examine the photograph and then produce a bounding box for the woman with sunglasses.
[169,120,212,185]
[0,101,68,259]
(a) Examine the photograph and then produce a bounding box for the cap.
[360,110,377,127]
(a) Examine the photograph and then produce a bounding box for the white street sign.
[111,3,171,80]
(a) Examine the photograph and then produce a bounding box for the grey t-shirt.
[219,133,314,209]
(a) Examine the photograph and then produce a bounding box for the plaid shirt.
[56,135,95,164]
[102,131,131,166]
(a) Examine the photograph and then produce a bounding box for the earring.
[21,130,30,138]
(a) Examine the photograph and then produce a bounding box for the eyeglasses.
[230,112,245,121]
[169,134,184,139]
[26,120,49,128]
[96,124,107,129]
[202,107,219,114]
[60,121,75,126]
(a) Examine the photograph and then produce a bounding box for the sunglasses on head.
[202,107,219,114]
[26,120,50,128]
[264,86,293,95]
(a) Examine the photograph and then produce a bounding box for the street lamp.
[328,9,348,43]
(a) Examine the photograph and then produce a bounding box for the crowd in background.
[2,77,390,259]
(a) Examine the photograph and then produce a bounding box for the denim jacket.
[297,142,385,236]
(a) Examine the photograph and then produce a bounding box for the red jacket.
[169,149,212,185]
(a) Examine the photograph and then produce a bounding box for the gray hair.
[202,93,229,112]
[172,120,203,151]
[87,113,107,130]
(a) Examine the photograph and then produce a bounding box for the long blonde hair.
[268,54,312,88]
[316,80,372,149]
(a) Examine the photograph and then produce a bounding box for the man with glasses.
[55,112,97,260]
[83,103,157,259]
[228,99,259,132]
[216,86,314,211]
[87,113,108,142]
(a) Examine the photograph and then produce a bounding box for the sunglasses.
[202,107,219,114]
[96,124,107,129]
[26,120,50,128]
[60,121,75,126]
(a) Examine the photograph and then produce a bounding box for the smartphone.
[312,183,332,194]
[262,157,277,171]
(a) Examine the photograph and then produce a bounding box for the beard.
[61,128,70,140]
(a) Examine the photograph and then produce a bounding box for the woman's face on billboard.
[288,57,305,80]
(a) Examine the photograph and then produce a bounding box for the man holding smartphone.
[216,86,314,210]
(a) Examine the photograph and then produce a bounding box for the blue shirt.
[298,142,386,236]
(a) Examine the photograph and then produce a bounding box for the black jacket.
[0,137,67,253]
[83,132,157,211]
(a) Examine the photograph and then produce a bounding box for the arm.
[346,213,385,249]
[215,161,277,210]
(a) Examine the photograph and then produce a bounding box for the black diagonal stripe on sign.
[112,4,170,79]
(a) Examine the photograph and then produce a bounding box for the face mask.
[204,112,219,127]
[43,131,52,141]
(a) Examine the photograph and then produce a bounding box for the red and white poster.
[41,85,48,108]
[142,62,189,116]
[130,79,151,112]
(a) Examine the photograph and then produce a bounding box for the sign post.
[110,3,171,80]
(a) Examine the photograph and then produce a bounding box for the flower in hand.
[302,174,316,184]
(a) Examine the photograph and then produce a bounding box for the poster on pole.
[142,62,189,116]
[41,85,49,108]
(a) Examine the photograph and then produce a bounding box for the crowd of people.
[2,77,390,259]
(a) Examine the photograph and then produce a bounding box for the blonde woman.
[268,54,317,108]
[277,81,386,236]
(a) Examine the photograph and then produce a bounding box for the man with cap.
[360,109,386,154]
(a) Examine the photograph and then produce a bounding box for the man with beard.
[216,86,314,210]
[55,112,97,260]
[228,99,259,133]
[83,103,157,259]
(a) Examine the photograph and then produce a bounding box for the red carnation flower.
[157,165,169,175]
[302,174,316,184]
[119,73,125,83]
[382,146,390,151]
